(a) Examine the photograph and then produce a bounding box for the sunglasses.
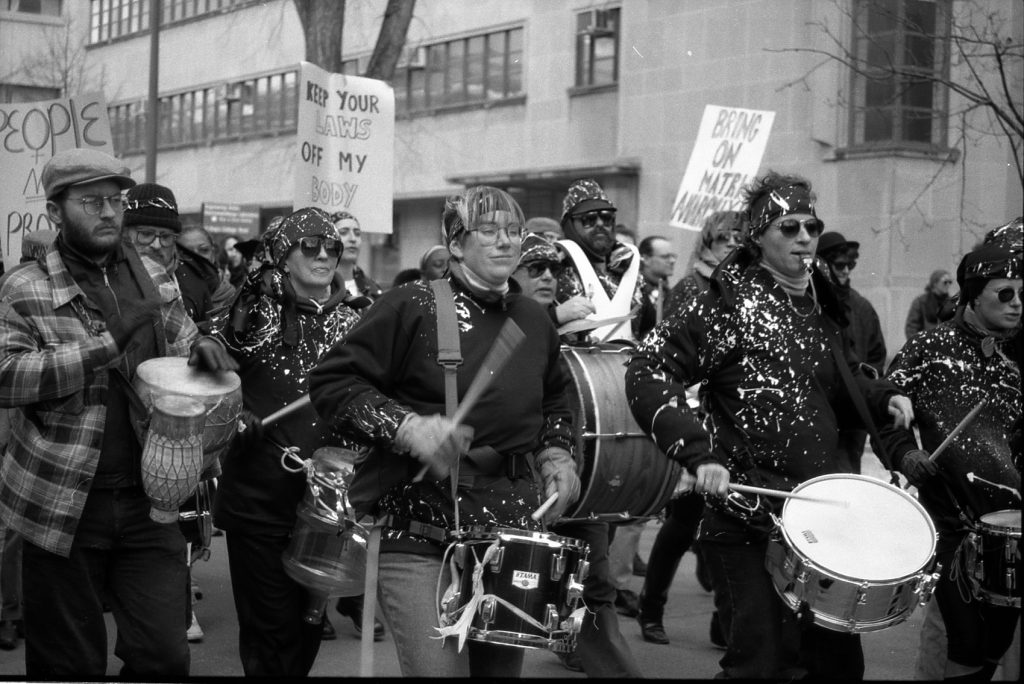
[992,286,1023,304]
[573,210,616,229]
[775,218,825,238]
[831,260,857,272]
[297,236,341,258]
[133,229,177,247]
[523,261,563,278]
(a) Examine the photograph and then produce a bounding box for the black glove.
[900,449,939,488]
[235,408,265,449]
[188,337,239,372]
[108,299,161,350]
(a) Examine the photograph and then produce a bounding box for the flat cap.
[41,147,135,200]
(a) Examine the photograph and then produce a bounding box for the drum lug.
[577,560,590,583]
[917,563,943,605]
[566,576,585,608]
[480,596,497,625]
[488,546,505,573]
[856,582,869,606]
[561,608,585,638]
[544,604,560,631]
[550,553,566,582]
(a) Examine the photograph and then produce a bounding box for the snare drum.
[439,527,590,652]
[967,509,1020,607]
[766,474,940,633]
[560,344,683,520]
[133,357,243,468]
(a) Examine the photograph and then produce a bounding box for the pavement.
[0,453,1018,679]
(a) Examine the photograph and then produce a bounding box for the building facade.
[2,0,1021,353]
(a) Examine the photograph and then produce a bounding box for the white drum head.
[782,475,935,581]
[136,357,240,397]
[979,509,1021,534]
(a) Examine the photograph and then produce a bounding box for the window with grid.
[109,69,297,155]
[574,7,620,88]
[849,0,951,149]
[88,0,259,43]
[390,26,523,115]
[3,0,62,15]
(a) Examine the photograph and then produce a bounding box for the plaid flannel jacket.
[0,245,198,557]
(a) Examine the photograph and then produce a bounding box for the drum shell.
[448,527,588,650]
[282,505,366,599]
[560,344,682,519]
[766,474,938,633]
[969,509,1021,607]
[140,395,206,522]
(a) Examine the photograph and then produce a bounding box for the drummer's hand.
[899,449,938,488]
[555,296,597,325]
[235,409,265,449]
[887,394,915,429]
[188,337,239,373]
[694,462,730,497]
[109,298,161,350]
[535,446,581,524]
[396,414,473,480]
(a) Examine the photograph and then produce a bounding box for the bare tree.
[293,0,415,79]
[775,0,1023,188]
[3,14,105,98]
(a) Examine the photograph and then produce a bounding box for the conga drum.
[140,395,207,523]
[559,343,683,520]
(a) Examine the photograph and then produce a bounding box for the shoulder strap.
[430,279,462,418]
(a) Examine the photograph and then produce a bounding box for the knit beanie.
[124,183,182,233]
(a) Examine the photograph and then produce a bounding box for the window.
[0,84,61,103]
[849,0,951,148]
[109,69,297,154]
[575,7,620,88]
[88,0,258,44]
[3,0,62,15]
[390,26,524,116]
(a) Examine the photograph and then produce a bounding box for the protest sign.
[669,105,775,232]
[0,93,116,270]
[294,61,394,233]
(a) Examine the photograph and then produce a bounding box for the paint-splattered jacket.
[212,269,361,534]
[626,255,898,530]
[555,241,650,340]
[309,269,574,554]
[885,314,1021,546]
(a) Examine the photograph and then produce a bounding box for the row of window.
[88,0,259,43]
[100,1,948,155]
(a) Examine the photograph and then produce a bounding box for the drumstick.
[412,319,527,483]
[728,482,847,506]
[531,492,560,521]
[260,394,311,427]
[928,399,987,462]
[966,472,1022,500]
[597,305,640,344]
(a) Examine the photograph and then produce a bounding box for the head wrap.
[419,245,449,271]
[748,183,817,237]
[560,178,615,225]
[262,207,339,267]
[984,217,1023,254]
[518,233,561,267]
[442,186,525,245]
[956,243,1023,306]
[330,210,357,224]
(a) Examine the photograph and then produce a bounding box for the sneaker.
[186,612,204,642]
[614,589,639,618]
[321,615,336,641]
[556,649,584,672]
[632,553,648,577]
[638,617,669,645]
[335,596,386,641]
[709,611,726,649]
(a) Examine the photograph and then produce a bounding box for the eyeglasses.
[469,223,524,246]
[297,236,341,258]
[74,194,124,216]
[523,261,563,278]
[992,286,1023,304]
[775,217,825,238]
[831,260,857,272]
[132,229,177,247]
[940,279,954,285]
[573,210,616,228]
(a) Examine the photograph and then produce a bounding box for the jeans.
[1,527,22,622]
[21,486,190,678]
[607,519,645,590]
[376,550,526,677]
[552,520,643,678]
[224,530,324,676]
[700,529,864,679]
[638,494,704,622]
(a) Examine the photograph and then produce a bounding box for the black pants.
[551,519,643,677]
[224,529,324,676]
[638,494,704,621]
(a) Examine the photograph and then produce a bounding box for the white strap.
[558,239,640,341]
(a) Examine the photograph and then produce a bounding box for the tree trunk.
[293,0,346,72]
[364,0,416,81]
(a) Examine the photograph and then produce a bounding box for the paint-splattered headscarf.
[957,242,1023,304]
[442,186,526,247]
[748,183,818,237]
[518,232,561,267]
[263,207,340,267]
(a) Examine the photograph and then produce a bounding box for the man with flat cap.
[0,147,236,678]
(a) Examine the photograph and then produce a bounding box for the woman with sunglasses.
[626,171,916,680]
[906,269,957,340]
[511,233,596,326]
[884,242,1021,683]
[211,207,362,676]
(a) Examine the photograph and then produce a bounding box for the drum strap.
[429,279,463,529]
[823,323,901,486]
[360,520,384,677]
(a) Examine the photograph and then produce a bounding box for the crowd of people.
[0,146,1020,680]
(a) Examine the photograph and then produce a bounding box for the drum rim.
[978,509,1022,535]
[456,525,589,551]
[778,473,937,582]
[136,356,241,394]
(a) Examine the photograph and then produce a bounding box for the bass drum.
[560,343,683,520]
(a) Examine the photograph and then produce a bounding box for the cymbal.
[557,313,634,336]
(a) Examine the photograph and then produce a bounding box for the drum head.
[782,475,935,581]
[136,357,241,396]
[979,509,1021,534]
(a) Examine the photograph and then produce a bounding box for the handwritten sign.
[0,93,116,270]
[669,105,775,232]
[294,62,394,234]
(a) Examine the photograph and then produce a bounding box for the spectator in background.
[635,235,677,336]
[614,224,637,246]
[905,269,955,339]
[178,225,219,266]
[418,245,449,281]
[525,216,563,243]
[665,211,748,319]
[331,211,382,309]
[222,236,249,289]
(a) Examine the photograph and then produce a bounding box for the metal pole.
[145,0,160,182]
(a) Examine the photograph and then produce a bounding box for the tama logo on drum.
[512,570,540,590]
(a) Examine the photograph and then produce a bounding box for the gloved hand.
[900,449,938,488]
[395,414,473,481]
[188,337,239,372]
[108,299,161,350]
[555,296,597,325]
[535,446,581,524]
[234,408,265,450]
